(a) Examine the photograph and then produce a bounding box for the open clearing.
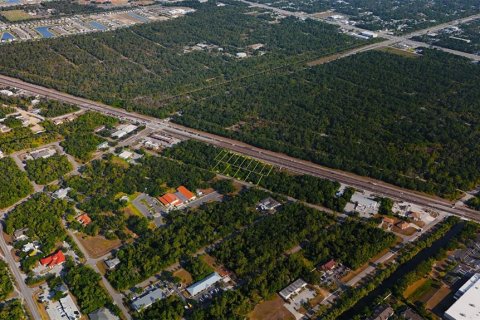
[1,10,32,22]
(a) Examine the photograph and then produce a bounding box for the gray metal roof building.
[186,272,222,297]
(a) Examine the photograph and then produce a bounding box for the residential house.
[40,250,66,268]
[76,214,92,226]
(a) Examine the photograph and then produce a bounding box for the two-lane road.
[0,224,42,320]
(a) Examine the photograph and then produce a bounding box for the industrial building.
[186,272,223,297]
[444,273,480,320]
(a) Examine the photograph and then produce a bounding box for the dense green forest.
[0,157,33,209]
[0,2,365,118]
[467,193,480,210]
[0,126,58,154]
[0,299,26,320]
[57,112,117,161]
[164,140,353,210]
[25,154,72,184]
[172,50,480,197]
[0,260,14,301]
[190,208,394,319]
[64,262,113,314]
[38,100,79,118]
[5,193,74,254]
[136,296,184,320]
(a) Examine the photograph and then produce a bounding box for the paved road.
[0,224,42,320]
[0,80,479,223]
[67,230,132,320]
[242,0,480,61]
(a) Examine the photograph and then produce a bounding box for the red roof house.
[177,186,196,201]
[76,214,92,226]
[40,250,65,267]
[321,259,337,271]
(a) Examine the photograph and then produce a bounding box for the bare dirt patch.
[249,294,295,320]
[76,234,121,259]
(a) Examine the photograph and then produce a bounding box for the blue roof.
[187,272,222,296]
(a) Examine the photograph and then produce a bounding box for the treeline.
[0,299,26,320]
[0,1,363,118]
[164,140,354,211]
[173,50,480,198]
[63,262,114,314]
[0,260,14,301]
[466,193,480,211]
[57,112,117,161]
[0,157,33,209]
[38,100,79,118]
[182,256,214,283]
[25,154,72,184]
[107,188,269,290]
[5,193,74,256]
[191,208,394,319]
[304,221,397,269]
[0,126,58,154]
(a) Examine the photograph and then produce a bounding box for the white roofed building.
[186,272,222,297]
[444,273,480,320]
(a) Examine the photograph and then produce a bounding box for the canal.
[338,221,464,319]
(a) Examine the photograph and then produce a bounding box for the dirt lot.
[173,268,193,286]
[404,278,429,299]
[76,234,121,259]
[249,295,295,320]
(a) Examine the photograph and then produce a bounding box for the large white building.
[186,272,222,297]
[444,273,480,320]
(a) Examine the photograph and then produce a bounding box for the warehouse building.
[444,273,480,320]
[186,272,222,297]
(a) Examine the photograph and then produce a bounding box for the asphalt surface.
[0,224,41,320]
[0,75,478,222]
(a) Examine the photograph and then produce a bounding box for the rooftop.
[445,273,480,320]
[187,272,222,297]
[279,278,307,300]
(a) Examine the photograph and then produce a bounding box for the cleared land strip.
[0,75,478,223]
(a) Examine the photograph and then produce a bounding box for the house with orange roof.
[76,213,92,226]
[176,186,196,202]
[158,193,182,208]
[40,250,65,268]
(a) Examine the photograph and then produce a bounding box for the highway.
[0,75,479,223]
[0,223,42,320]
[241,0,480,61]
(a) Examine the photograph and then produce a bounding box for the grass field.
[213,150,273,185]
[1,10,32,22]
